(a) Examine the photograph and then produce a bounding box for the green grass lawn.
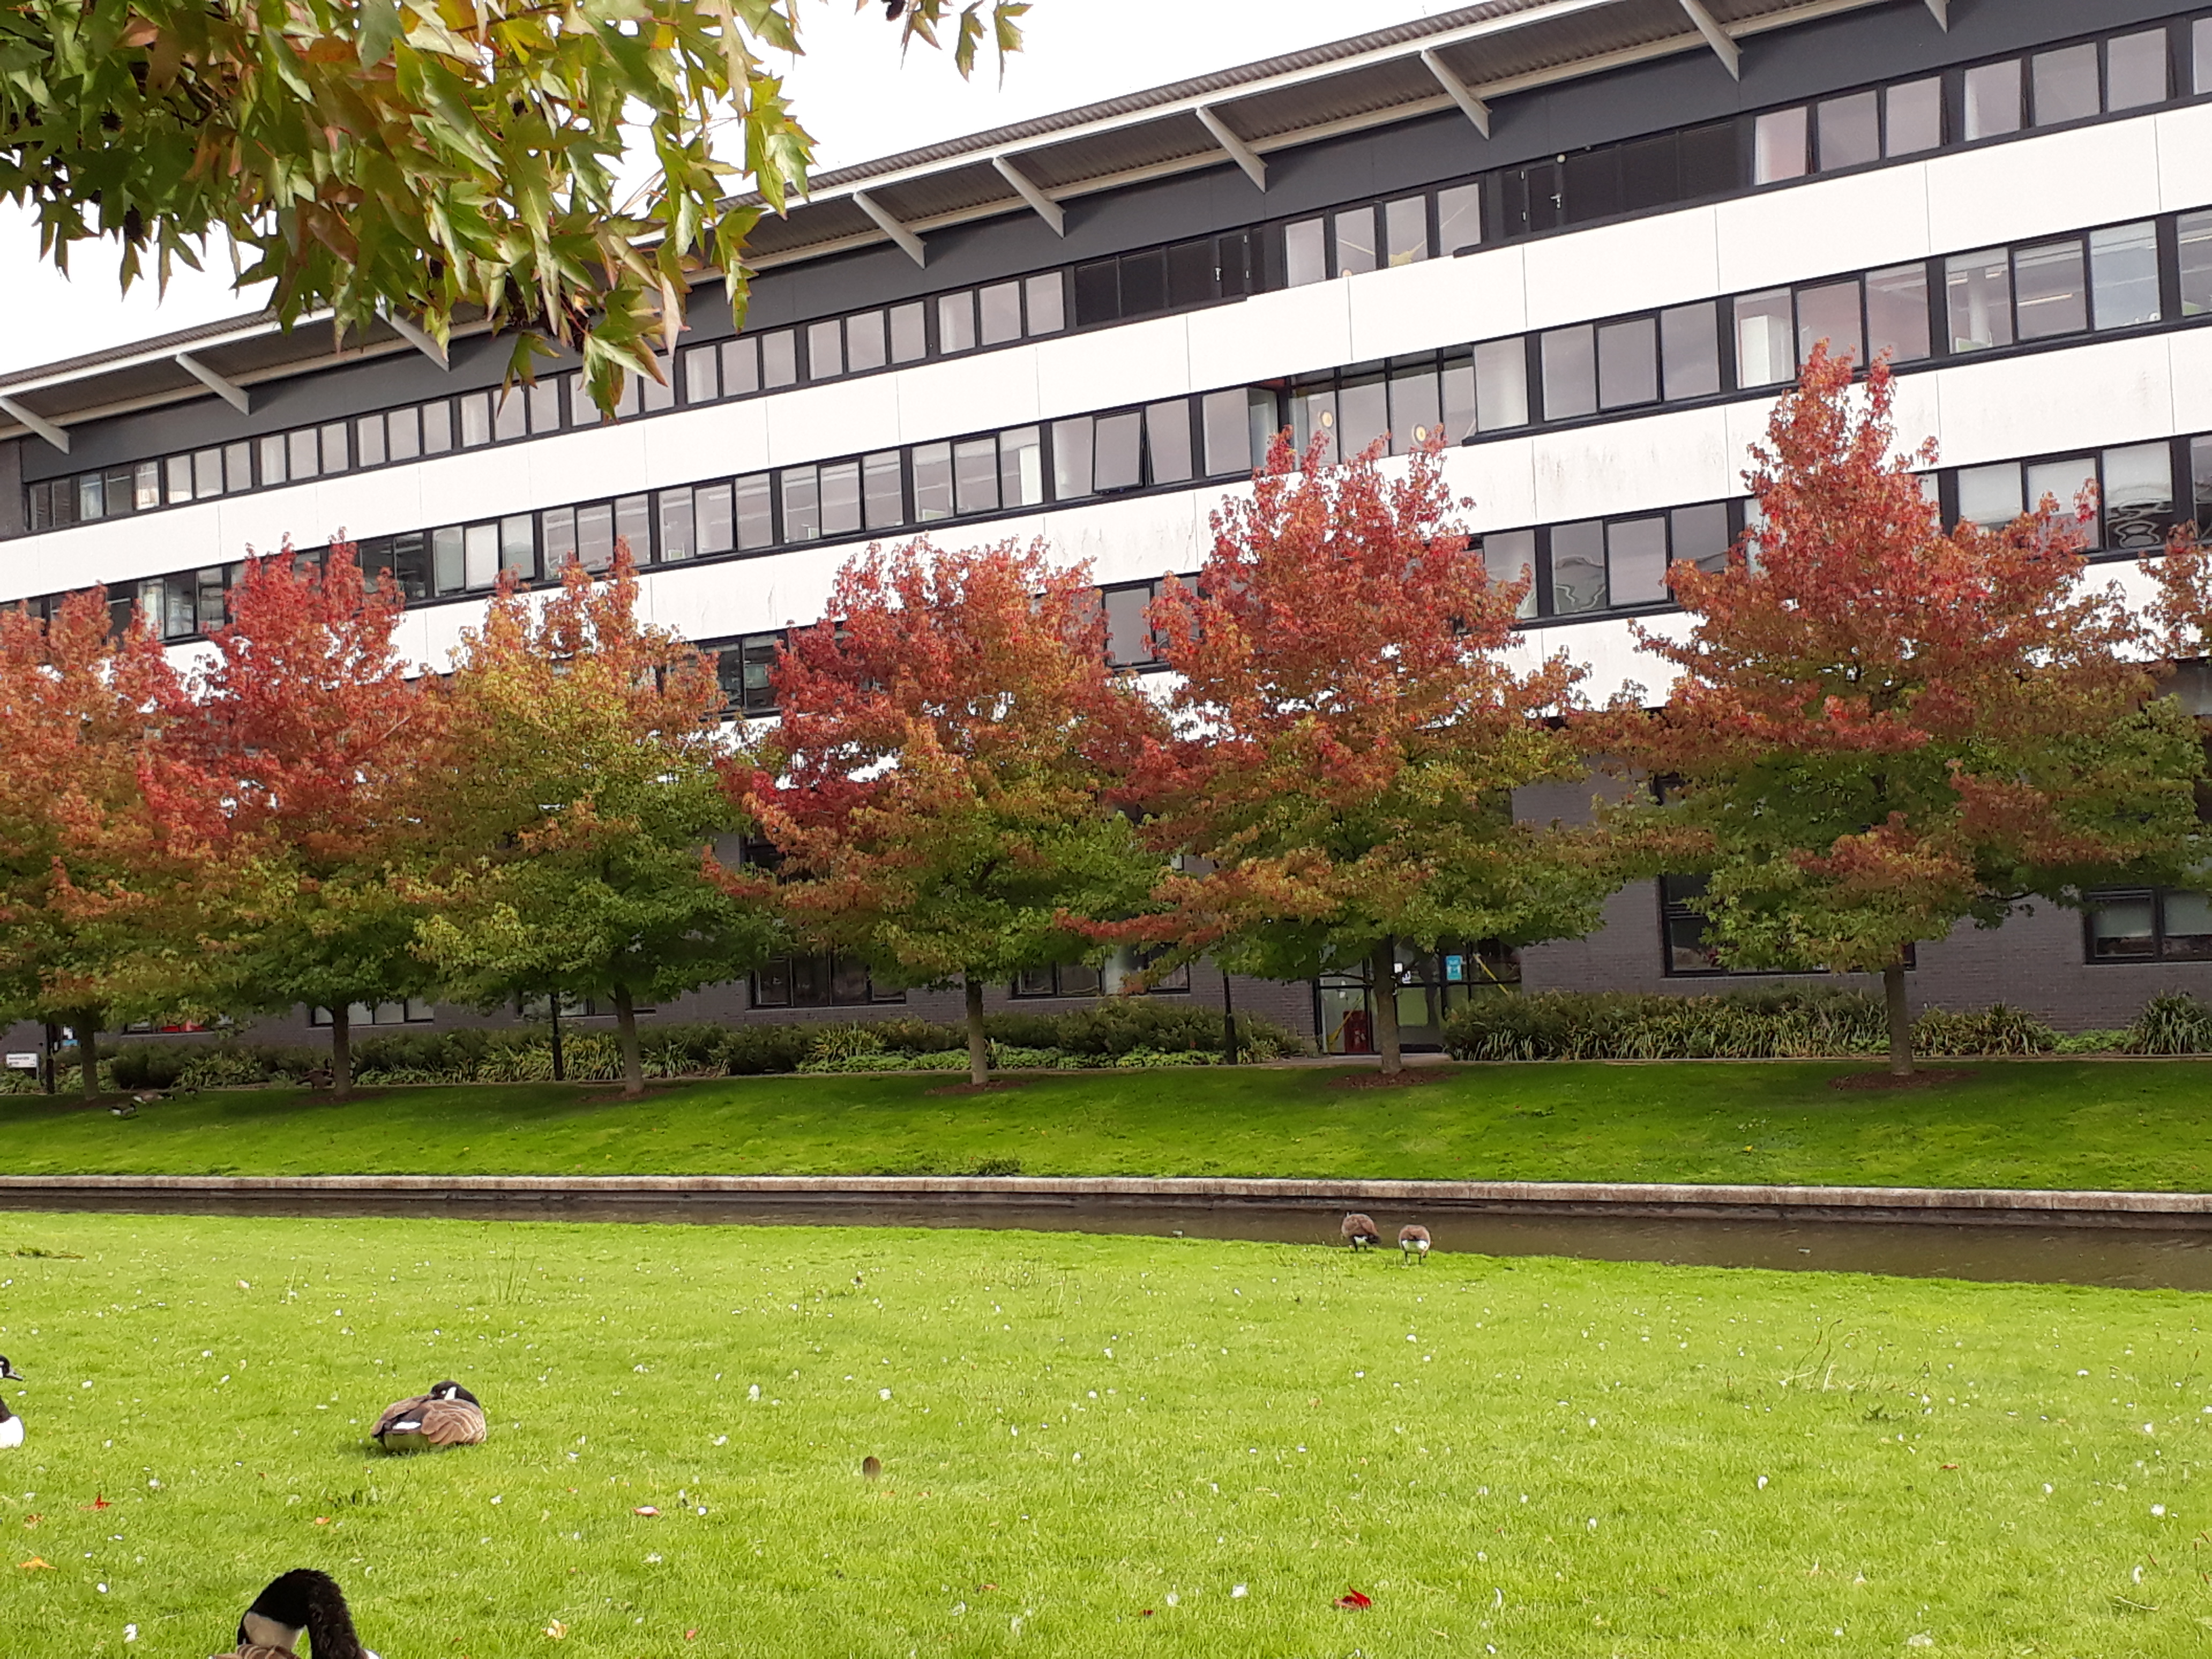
[0,1212,2206,1656]
[6,1058,2212,1191]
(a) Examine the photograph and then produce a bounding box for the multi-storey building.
[5,0,2210,1057]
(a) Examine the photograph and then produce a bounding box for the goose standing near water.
[0,1355,23,1448]
[1398,1223,1432,1262]
[371,1379,487,1451]
[1341,1213,1381,1250]
[214,1568,378,1658]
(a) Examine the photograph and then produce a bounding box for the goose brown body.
[1398,1223,1432,1261]
[372,1380,487,1450]
[1341,1213,1381,1249]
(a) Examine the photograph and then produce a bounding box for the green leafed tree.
[734,538,1167,1085]
[415,548,779,1096]
[0,0,1026,410]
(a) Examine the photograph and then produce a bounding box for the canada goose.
[0,1355,21,1448]
[371,1379,487,1452]
[1341,1213,1381,1250]
[214,1568,378,1659]
[1398,1223,1432,1262]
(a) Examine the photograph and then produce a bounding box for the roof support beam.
[0,395,68,453]
[173,350,249,415]
[1195,106,1267,191]
[380,309,449,370]
[854,190,927,267]
[1923,0,1947,28]
[990,155,1066,236]
[1418,47,1492,138]
[1675,0,1740,79]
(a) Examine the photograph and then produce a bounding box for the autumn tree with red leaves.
[0,592,216,1097]
[168,545,443,1098]
[415,549,775,1097]
[1126,437,1606,1077]
[737,539,1166,1086]
[1618,347,2203,1075]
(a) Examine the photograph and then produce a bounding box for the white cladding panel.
[639,395,771,487]
[1032,312,1192,420]
[1529,405,1737,524]
[1927,336,2176,466]
[2155,102,2212,213]
[895,346,1044,435]
[1525,210,1720,331]
[413,435,552,528]
[1923,119,2166,256]
[1183,278,1351,392]
[2164,327,2212,436]
[1348,246,1528,360]
[1714,165,1930,294]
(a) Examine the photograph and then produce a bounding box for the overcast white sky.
[0,1,1451,377]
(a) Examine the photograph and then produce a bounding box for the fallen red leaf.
[1941,1463,1959,1470]
[313,1517,331,1526]
[1336,1590,1373,1610]
[634,1506,660,1516]
[17,1556,53,1570]
[80,1496,109,1511]
[684,1632,698,1642]
[1139,1609,1153,1617]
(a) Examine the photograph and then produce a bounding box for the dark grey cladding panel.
[0,439,21,539]
[23,0,2194,480]
[20,331,563,482]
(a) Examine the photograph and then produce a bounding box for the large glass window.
[1540,325,1597,420]
[1483,529,1537,619]
[1733,289,1795,387]
[1796,278,1863,367]
[2030,43,2100,127]
[1865,263,1931,364]
[1816,91,1880,171]
[2108,29,2170,111]
[1963,60,2023,140]
[2012,237,2088,340]
[1550,520,1605,615]
[2103,443,2175,551]
[1596,317,1657,410]
[1945,250,2014,352]
[1884,77,1942,155]
[2091,222,2161,330]
[2087,889,2212,962]
[1660,303,1720,400]
[1753,108,1807,184]
[1606,516,1668,607]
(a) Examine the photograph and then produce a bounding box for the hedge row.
[1439,988,2212,1061]
[89,1000,1302,1090]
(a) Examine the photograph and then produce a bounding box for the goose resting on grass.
[214,1568,377,1659]
[0,1355,21,1448]
[1341,1213,1382,1250]
[371,1379,487,1451]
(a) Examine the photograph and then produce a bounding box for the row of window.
[30,199,2212,633]
[1664,880,2212,977]
[43,415,2212,656]
[19,11,2212,536]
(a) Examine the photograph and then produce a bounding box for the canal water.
[7,1187,2211,1291]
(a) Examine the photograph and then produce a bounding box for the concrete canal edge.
[1,1173,2209,1230]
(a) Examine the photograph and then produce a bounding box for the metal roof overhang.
[0,0,1930,450]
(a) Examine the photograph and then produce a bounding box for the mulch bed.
[1332,1069,1450,1091]
[1828,1068,1976,1092]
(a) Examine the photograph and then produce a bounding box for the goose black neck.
[251,1570,364,1659]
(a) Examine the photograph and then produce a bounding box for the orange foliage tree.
[1616,348,2202,1074]
[734,539,1166,1085]
[1124,437,1607,1077]
[0,592,216,1096]
[166,545,444,1097]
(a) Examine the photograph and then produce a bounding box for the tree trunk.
[612,986,645,1098]
[41,1021,58,1096]
[328,1005,353,1101]
[1884,960,1913,1078]
[1370,941,1404,1077]
[77,1017,99,1102]
[1220,964,1239,1066]
[965,975,989,1086]
[549,997,566,1082]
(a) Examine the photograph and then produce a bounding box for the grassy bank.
[2,1212,2208,1656]
[5,1059,2212,1191]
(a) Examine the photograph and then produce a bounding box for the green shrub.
[718,1024,817,1075]
[2053,1029,2129,1055]
[1442,987,1889,1062]
[1910,1003,2058,1057]
[985,999,1299,1059]
[807,1023,888,1062]
[2126,992,2212,1055]
[111,1045,192,1091]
